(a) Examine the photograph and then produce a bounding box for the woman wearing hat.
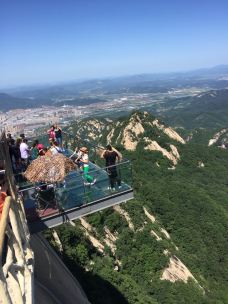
[80,147,96,185]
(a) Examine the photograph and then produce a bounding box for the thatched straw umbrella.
[24,154,76,183]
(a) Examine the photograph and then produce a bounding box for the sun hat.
[80,147,88,153]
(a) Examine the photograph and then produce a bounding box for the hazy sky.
[1,0,228,88]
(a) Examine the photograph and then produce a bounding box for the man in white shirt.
[20,139,30,168]
[50,141,62,155]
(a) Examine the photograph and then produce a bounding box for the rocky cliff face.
[208,128,228,147]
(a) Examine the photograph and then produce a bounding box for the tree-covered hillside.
[164,89,228,129]
[45,112,228,304]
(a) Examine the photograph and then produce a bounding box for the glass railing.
[17,159,133,220]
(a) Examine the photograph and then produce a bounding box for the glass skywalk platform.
[18,154,134,234]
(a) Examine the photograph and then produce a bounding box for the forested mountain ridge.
[45,112,228,304]
[165,89,228,129]
[6,65,228,98]
[2,65,228,114]
[68,111,185,165]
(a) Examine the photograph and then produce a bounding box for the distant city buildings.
[1,87,207,137]
[1,105,83,137]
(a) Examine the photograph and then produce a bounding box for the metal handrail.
[14,159,130,177]
[89,159,130,173]
[16,159,131,193]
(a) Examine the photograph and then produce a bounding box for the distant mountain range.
[0,93,108,112]
[0,93,42,111]
[4,64,228,96]
[1,65,228,116]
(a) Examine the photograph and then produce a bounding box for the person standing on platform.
[6,133,14,146]
[102,144,122,190]
[31,140,39,160]
[12,138,22,172]
[80,147,96,185]
[20,138,30,170]
[47,126,56,142]
[54,124,63,148]
[50,141,62,155]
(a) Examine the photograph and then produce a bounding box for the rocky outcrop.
[107,128,115,142]
[103,226,118,255]
[161,255,197,284]
[121,113,145,150]
[170,145,180,160]
[52,230,63,253]
[76,119,106,141]
[113,205,135,231]
[208,129,228,146]
[151,119,185,144]
[160,228,171,239]
[198,161,205,168]
[80,219,119,257]
[151,230,162,241]
[80,218,104,253]
[144,138,180,165]
[143,207,156,223]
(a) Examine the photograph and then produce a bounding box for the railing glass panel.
[17,159,133,220]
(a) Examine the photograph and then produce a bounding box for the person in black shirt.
[12,138,22,173]
[54,124,63,148]
[102,145,121,190]
[6,133,14,146]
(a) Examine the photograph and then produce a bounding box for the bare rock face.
[151,119,185,144]
[80,218,104,253]
[143,206,156,223]
[103,226,118,255]
[160,228,171,239]
[119,112,185,152]
[161,256,198,284]
[170,145,180,160]
[116,112,184,164]
[113,205,135,231]
[144,138,180,165]
[107,128,115,142]
[151,230,162,241]
[198,161,205,168]
[76,118,106,141]
[208,128,228,146]
[52,230,63,253]
[80,219,121,264]
[121,113,145,150]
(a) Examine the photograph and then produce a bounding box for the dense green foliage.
[127,143,228,303]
